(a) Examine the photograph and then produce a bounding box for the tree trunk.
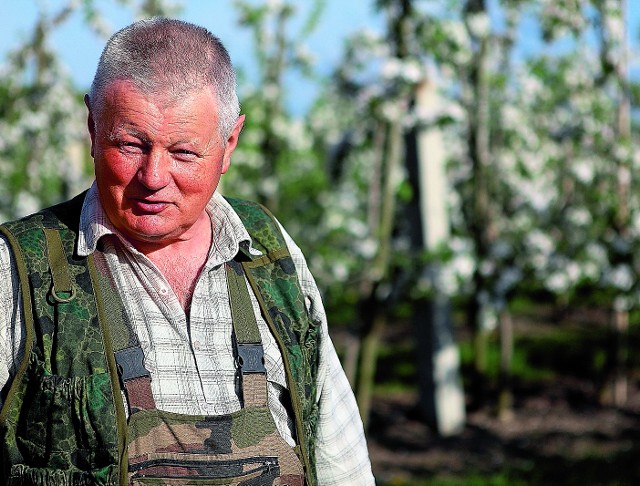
[498,307,514,421]
[341,331,361,388]
[464,0,495,400]
[356,311,386,429]
[354,118,403,427]
[605,0,630,407]
[406,79,465,436]
[612,308,628,405]
[472,300,491,376]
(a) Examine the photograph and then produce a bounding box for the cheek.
[96,151,139,185]
[180,176,218,209]
[177,163,223,195]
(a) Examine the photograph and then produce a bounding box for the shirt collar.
[77,182,262,262]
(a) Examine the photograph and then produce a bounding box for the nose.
[137,149,171,190]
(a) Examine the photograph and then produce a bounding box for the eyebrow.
[108,125,151,145]
[106,123,208,149]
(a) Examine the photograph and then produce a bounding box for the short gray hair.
[88,18,240,139]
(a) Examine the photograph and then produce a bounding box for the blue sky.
[0,1,638,112]
[0,1,382,113]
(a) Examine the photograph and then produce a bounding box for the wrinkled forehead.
[118,74,214,98]
[89,76,231,140]
[96,79,218,115]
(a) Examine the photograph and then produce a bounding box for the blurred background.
[2,0,640,484]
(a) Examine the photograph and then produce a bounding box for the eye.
[172,148,200,161]
[118,140,146,154]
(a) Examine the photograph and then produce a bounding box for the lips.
[132,199,170,214]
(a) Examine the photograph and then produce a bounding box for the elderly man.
[0,18,374,485]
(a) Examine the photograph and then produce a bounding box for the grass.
[372,307,640,393]
[378,473,530,486]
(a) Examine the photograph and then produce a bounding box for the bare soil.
[353,308,640,485]
[367,383,640,485]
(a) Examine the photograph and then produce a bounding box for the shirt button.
[160,287,169,295]
[193,341,201,351]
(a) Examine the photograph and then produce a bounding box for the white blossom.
[605,265,634,292]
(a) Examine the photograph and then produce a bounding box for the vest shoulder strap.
[225,196,320,485]
[0,191,114,377]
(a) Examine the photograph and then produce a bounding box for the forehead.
[98,80,219,126]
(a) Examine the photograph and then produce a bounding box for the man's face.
[86,80,244,250]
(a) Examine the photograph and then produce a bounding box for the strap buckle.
[114,347,151,383]
[237,344,266,373]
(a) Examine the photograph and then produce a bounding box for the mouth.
[131,198,170,214]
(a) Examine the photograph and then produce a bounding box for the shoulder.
[1,192,85,240]
[0,233,22,310]
[0,232,26,399]
[223,196,288,255]
[0,233,16,274]
[224,197,278,233]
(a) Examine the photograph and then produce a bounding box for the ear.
[84,94,96,159]
[221,114,245,174]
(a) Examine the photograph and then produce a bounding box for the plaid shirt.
[0,184,374,485]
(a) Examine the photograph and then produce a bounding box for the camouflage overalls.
[0,193,320,485]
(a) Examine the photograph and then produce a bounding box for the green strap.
[43,228,76,303]
[90,253,154,413]
[226,260,268,407]
[226,260,262,343]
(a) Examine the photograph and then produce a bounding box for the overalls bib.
[117,260,304,485]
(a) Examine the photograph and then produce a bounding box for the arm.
[0,234,26,408]
[278,224,375,485]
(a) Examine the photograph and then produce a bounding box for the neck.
[142,217,213,312]
[128,211,212,256]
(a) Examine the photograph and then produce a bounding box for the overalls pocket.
[8,463,117,485]
[11,369,119,482]
[130,452,280,485]
[127,407,304,486]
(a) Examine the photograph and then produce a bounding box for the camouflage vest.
[0,193,320,485]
